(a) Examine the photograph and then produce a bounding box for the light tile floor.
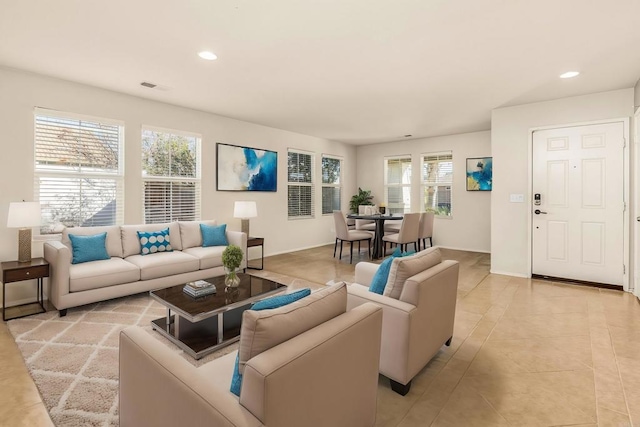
[1,246,639,426]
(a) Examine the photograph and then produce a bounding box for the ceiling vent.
[140,82,157,89]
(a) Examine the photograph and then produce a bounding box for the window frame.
[421,151,453,218]
[321,154,343,215]
[287,148,315,220]
[141,125,202,224]
[33,108,125,234]
[384,155,412,214]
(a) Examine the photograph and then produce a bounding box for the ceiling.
[2,0,640,145]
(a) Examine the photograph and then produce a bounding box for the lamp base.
[17,228,32,263]
[241,219,250,237]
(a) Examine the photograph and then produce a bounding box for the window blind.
[422,152,453,216]
[34,110,124,233]
[288,150,314,218]
[321,156,342,214]
[142,128,200,224]
[384,156,412,214]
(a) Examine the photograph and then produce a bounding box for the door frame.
[527,118,631,291]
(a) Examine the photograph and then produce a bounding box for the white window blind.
[288,149,314,219]
[422,152,453,216]
[34,109,124,234]
[321,155,342,215]
[384,156,412,214]
[142,127,201,224]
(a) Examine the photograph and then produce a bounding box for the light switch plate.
[510,194,525,203]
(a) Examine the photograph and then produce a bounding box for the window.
[34,109,124,234]
[142,127,201,224]
[422,152,453,216]
[384,156,412,214]
[321,155,342,214]
[288,149,314,219]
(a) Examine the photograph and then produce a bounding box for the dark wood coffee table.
[150,273,286,359]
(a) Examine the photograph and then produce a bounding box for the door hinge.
[624,202,627,212]
[623,264,626,274]
[623,138,627,148]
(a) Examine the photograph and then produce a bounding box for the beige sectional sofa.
[44,220,246,315]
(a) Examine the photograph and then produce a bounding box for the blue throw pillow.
[229,288,311,397]
[201,223,228,247]
[68,232,110,264]
[369,248,415,294]
[137,228,172,255]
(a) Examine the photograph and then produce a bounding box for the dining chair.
[355,205,376,232]
[418,211,435,250]
[333,211,374,263]
[382,212,420,254]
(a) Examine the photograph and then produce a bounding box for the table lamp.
[7,201,42,263]
[233,201,257,237]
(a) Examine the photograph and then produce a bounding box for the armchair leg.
[59,309,67,317]
[390,379,411,396]
[445,336,452,346]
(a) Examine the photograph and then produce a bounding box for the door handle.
[534,209,547,215]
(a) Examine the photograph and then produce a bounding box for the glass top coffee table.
[150,273,286,359]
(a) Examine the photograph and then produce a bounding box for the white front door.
[532,122,625,286]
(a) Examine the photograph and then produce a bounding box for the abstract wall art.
[216,143,278,191]
[466,157,492,191]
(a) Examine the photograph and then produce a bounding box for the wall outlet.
[509,194,525,203]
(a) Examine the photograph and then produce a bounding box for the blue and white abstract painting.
[217,143,278,191]
[466,157,492,191]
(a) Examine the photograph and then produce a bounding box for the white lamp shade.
[7,202,42,228]
[233,201,257,219]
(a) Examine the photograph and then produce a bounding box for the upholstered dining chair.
[333,211,374,263]
[418,211,435,250]
[382,212,420,255]
[355,205,376,232]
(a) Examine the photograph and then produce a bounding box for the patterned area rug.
[7,293,237,426]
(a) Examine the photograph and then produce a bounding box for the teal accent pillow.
[68,232,110,264]
[200,223,228,247]
[369,248,415,294]
[229,288,312,397]
[137,228,172,255]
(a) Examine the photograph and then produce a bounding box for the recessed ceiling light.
[198,51,218,61]
[560,71,579,79]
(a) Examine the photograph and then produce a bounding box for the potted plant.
[222,244,244,289]
[349,187,374,213]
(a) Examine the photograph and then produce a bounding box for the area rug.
[7,293,238,426]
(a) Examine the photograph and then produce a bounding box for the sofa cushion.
[121,222,182,257]
[62,225,123,258]
[384,247,442,299]
[230,288,311,396]
[68,232,110,264]
[182,246,225,270]
[179,220,218,249]
[238,282,347,376]
[137,228,173,255]
[201,223,228,247]
[69,258,140,292]
[125,251,199,281]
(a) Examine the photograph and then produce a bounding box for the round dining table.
[346,213,403,259]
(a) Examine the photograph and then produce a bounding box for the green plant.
[349,187,374,213]
[222,245,244,270]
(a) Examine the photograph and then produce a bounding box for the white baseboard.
[435,245,491,254]
[5,295,49,308]
[263,242,335,258]
[489,269,530,278]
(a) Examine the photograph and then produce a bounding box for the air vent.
[140,82,157,89]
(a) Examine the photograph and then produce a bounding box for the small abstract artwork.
[466,157,492,191]
[216,143,278,191]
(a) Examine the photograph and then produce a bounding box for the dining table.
[347,213,404,259]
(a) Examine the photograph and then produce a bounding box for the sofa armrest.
[399,260,459,307]
[43,241,71,310]
[354,262,380,287]
[241,303,382,427]
[119,327,262,427]
[226,231,248,269]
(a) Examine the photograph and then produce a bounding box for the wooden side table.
[247,237,264,270]
[1,258,49,321]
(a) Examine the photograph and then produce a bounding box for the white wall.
[0,67,357,305]
[491,88,634,277]
[356,131,491,253]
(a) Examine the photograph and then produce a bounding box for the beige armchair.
[346,248,459,395]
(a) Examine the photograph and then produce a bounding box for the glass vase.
[224,267,241,289]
